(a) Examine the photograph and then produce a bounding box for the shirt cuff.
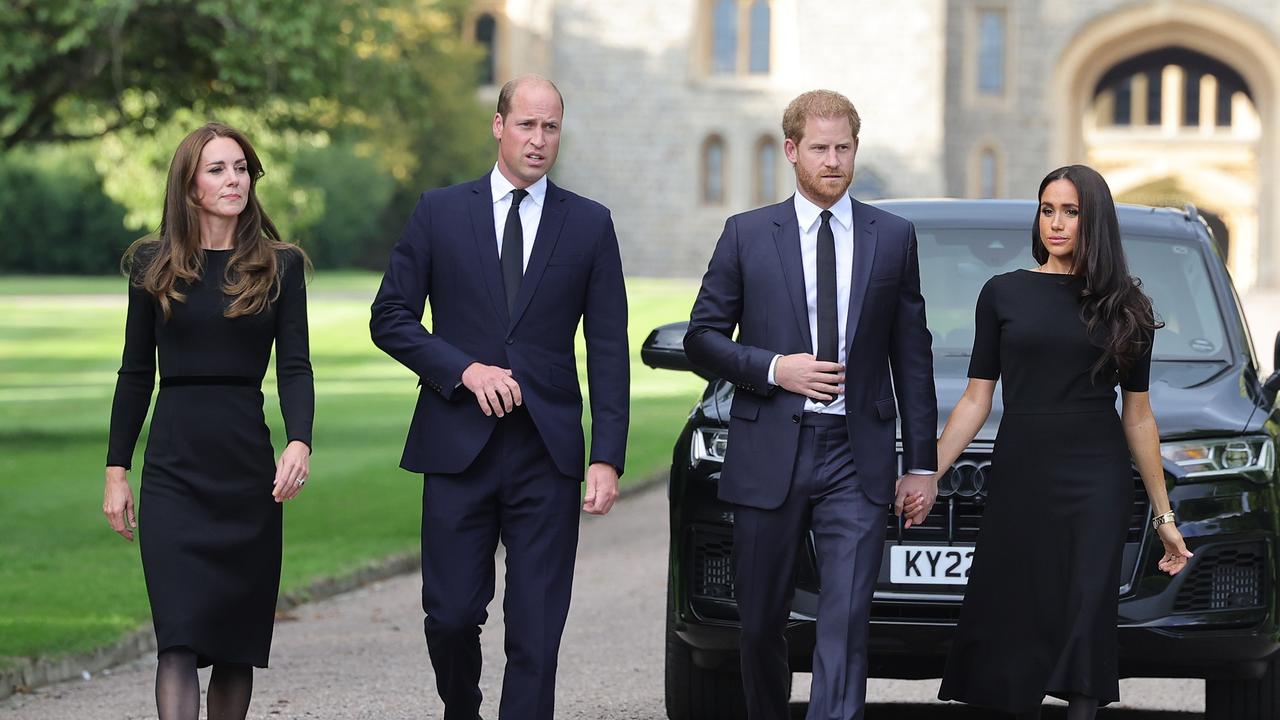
[907,469,936,475]
[767,354,781,386]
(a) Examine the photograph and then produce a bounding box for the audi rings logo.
[937,460,990,499]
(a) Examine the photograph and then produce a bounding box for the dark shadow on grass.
[0,429,105,446]
[786,704,1202,719]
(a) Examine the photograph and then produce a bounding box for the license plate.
[889,545,975,585]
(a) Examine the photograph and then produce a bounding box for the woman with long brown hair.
[102,122,314,720]
[928,165,1192,719]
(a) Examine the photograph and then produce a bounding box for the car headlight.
[1160,436,1275,483]
[691,427,729,466]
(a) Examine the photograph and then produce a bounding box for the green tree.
[0,144,136,272]
[1,0,495,270]
[1,0,482,150]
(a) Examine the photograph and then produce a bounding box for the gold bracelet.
[1151,511,1176,530]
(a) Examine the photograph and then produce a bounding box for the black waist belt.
[159,375,261,389]
[800,412,847,427]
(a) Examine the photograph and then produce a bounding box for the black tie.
[501,188,528,314]
[816,210,839,365]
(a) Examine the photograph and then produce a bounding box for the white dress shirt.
[490,164,548,271]
[766,190,932,475]
[768,191,854,415]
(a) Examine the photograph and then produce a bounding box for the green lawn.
[0,273,704,661]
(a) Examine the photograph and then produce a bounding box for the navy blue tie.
[816,210,838,364]
[501,188,528,314]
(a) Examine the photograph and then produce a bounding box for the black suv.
[643,199,1280,719]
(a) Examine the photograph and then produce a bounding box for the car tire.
[664,578,748,720]
[1205,658,1280,719]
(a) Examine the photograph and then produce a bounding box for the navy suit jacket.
[684,196,937,508]
[370,174,629,480]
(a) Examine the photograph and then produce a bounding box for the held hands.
[103,466,137,541]
[462,362,523,417]
[582,462,620,516]
[775,354,844,402]
[1156,522,1194,575]
[894,472,940,529]
[272,440,311,503]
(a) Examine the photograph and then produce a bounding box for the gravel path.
[0,484,1205,719]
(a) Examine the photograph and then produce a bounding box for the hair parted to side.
[122,122,309,320]
[782,90,861,143]
[496,74,565,118]
[1031,164,1164,382]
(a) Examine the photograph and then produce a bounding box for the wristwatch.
[1151,510,1176,530]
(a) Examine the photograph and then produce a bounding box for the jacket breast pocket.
[869,274,898,288]
[729,395,760,421]
[875,397,897,420]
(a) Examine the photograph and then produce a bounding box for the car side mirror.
[641,321,716,381]
[1265,331,1280,401]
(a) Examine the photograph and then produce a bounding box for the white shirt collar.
[793,190,853,233]
[490,164,548,207]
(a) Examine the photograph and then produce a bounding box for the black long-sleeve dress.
[106,246,313,668]
[938,269,1152,711]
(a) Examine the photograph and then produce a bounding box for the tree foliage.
[0,0,497,271]
[1,0,486,153]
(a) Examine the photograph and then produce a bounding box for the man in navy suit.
[370,74,629,720]
[685,90,939,720]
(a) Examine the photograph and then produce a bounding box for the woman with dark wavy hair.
[101,122,314,720]
[926,165,1191,719]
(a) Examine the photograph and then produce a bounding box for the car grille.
[687,526,821,618]
[888,456,1150,544]
[1172,542,1266,612]
[691,528,736,601]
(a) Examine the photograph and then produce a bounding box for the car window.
[916,227,1229,361]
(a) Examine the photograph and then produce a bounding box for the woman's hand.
[1156,522,1194,575]
[103,466,137,541]
[272,440,311,503]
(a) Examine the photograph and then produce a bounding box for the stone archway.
[1050,1,1280,291]
[1115,176,1232,258]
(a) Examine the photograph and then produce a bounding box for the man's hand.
[774,353,844,402]
[894,473,939,529]
[461,362,523,417]
[582,462,620,515]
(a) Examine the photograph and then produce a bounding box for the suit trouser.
[420,408,580,720]
[734,413,888,720]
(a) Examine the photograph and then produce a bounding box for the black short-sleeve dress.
[106,246,314,667]
[938,269,1153,712]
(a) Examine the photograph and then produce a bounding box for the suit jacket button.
[506,338,514,345]
[792,414,800,424]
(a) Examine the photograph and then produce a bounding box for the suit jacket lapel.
[772,198,813,352]
[469,174,510,323]
[844,197,879,353]
[508,180,567,330]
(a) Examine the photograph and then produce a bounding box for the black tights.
[155,648,255,720]
[1015,695,1100,720]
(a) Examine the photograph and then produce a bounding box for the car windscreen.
[916,227,1230,362]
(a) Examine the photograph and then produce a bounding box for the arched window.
[755,137,778,205]
[702,136,726,205]
[976,10,1005,95]
[1092,47,1252,130]
[475,13,498,86]
[748,0,770,74]
[707,0,772,77]
[711,0,738,75]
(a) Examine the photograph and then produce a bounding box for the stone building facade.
[468,0,1280,290]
